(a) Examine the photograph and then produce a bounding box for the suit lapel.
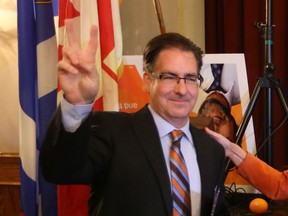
[131,106,172,216]
[190,126,212,189]
[190,126,219,215]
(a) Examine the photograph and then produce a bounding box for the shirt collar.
[148,105,192,142]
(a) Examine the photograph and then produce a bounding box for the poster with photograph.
[119,54,258,193]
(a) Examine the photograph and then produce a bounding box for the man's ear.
[143,72,151,93]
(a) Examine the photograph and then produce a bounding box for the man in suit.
[40,20,228,216]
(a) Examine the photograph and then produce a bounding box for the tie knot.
[171,130,184,142]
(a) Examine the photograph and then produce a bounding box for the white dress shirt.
[148,105,201,216]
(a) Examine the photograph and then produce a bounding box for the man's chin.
[169,110,190,119]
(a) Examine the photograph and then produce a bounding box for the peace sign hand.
[58,20,99,105]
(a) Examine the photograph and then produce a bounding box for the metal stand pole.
[225,0,288,173]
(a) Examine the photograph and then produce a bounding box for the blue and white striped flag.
[17,0,58,215]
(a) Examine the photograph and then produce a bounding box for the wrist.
[226,144,247,166]
[63,94,95,105]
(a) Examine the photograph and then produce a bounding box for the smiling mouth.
[171,99,183,102]
[170,97,188,101]
[170,99,188,105]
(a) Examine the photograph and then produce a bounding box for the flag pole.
[153,0,166,34]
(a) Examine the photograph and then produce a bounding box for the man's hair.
[143,32,203,73]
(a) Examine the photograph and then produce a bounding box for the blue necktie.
[207,64,226,93]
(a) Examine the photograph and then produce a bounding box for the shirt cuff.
[61,96,94,132]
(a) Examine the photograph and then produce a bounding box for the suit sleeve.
[39,106,111,185]
[237,153,288,200]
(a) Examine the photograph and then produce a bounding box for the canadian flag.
[57,0,122,215]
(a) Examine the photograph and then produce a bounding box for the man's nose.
[174,79,188,94]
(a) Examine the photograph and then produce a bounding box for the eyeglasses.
[150,72,203,87]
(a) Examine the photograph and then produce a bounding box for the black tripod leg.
[235,79,263,144]
[265,83,288,165]
[275,85,288,115]
[266,87,273,165]
[225,78,288,174]
[224,79,262,173]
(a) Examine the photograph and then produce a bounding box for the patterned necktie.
[169,130,191,216]
[207,64,226,93]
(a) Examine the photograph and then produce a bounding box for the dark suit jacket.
[40,105,228,216]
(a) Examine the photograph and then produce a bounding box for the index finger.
[205,127,221,140]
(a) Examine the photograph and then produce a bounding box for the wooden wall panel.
[0,153,20,216]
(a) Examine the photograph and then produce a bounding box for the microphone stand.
[225,0,288,173]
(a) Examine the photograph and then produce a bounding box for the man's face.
[143,48,199,128]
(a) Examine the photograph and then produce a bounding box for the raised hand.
[58,20,99,105]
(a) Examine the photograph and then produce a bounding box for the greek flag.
[17,0,58,215]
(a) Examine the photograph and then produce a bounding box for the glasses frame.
[149,71,203,87]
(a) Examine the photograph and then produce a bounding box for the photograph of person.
[198,91,238,142]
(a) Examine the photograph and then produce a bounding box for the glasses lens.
[151,72,201,87]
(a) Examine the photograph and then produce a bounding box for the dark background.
[205,0,288,169]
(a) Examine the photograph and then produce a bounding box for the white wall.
[121,0,205,55]
[0,0,19,153]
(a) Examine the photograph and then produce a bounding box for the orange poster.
[118,63,149,112]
